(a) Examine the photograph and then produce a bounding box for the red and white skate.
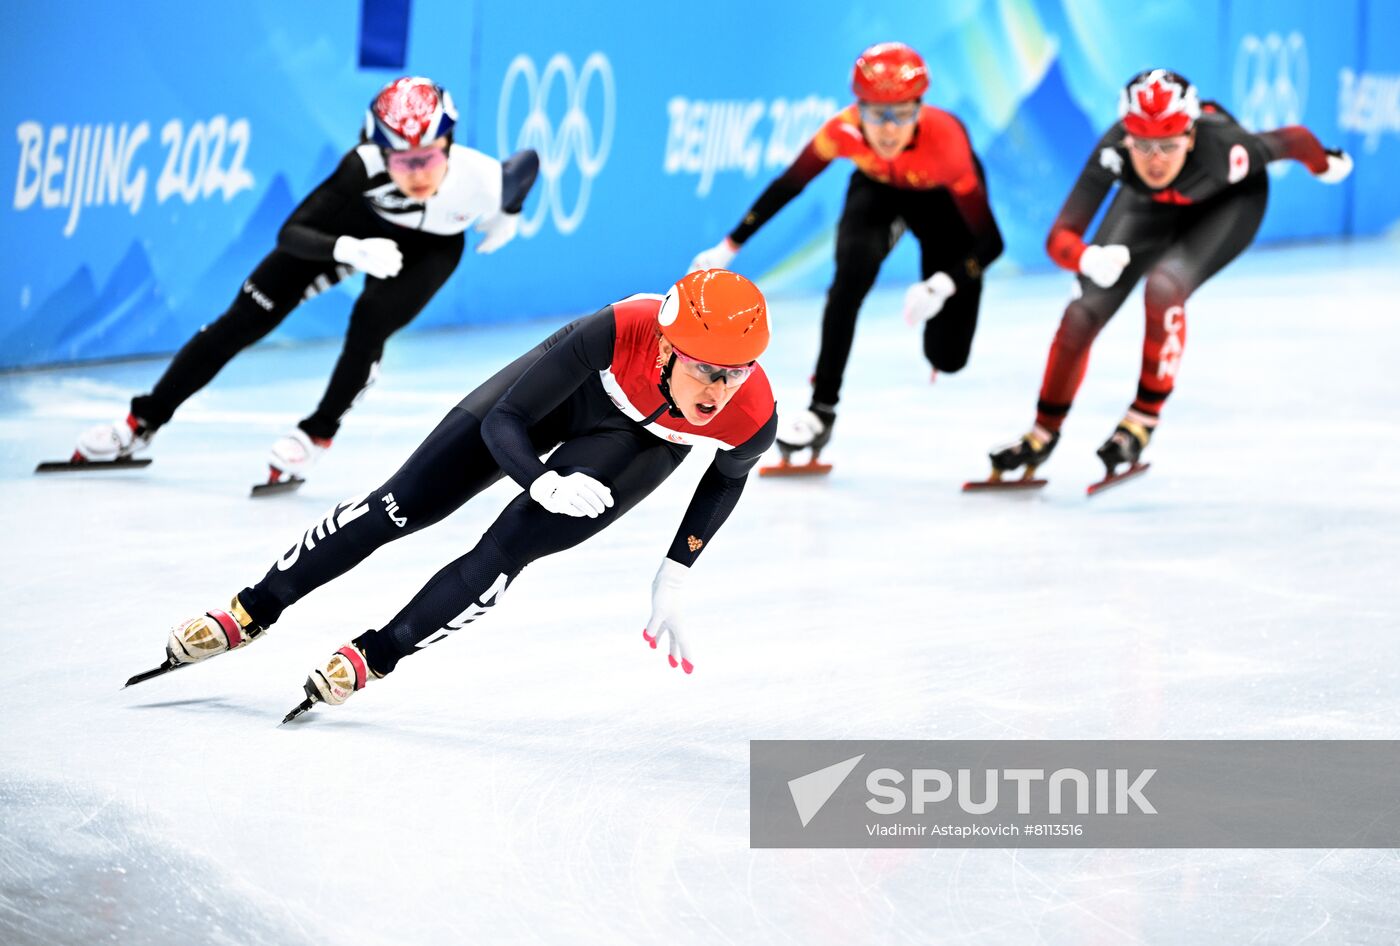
[250,429,330,497]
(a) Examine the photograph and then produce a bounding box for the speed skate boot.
[282,639,383,723]
[258,428,331,494]
[167,596,266,666]
[988,424,1059,480]
[124,596,266,687]
[1095,411,1154,475]
[74,413,154,463]
[762,404,837,475]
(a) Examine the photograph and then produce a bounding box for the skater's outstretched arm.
[687,122,836,271]
[479,309,617,488]
[727,141,834,245]
[1253,126,1351,181]
[276,149,372,260]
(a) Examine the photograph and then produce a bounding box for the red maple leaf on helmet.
[1136,79,1176,117]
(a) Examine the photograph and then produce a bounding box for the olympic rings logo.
[497,52,615,237]
[1234,32,1308,176]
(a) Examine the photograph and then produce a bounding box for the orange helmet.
[851,42,929,103]
[658,270,769,366]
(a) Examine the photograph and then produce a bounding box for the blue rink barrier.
[2,0,1396,370]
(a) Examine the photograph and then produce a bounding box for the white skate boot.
[253,428,331,496]
[282,641,382,723]
[761,405,836,477]
[72,414,153,463]
[124,596,266,687]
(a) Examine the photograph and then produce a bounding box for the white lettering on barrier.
[11,117,252,237]
[1339,68,1400,153]
[663,95,838,197]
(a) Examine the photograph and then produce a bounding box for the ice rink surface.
[2,238,1398,945]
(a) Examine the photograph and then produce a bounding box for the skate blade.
[1086,462,1150,497]
[37,456,152,474]
[962,477,1047,492]
[280,697,317,725]
[759,459,833,478]
[123,657,186,688]
[251,477,305,498]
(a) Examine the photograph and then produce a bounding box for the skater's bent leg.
[922,278,982,374]
[356,430,681,675]
[1132,178,1267,421]
[812,176,897,408]
[237,405,507,627]
[131,253,324,428]
[1035,295,1113,432]
[300,237,464,440]
[1134,266,1190,419]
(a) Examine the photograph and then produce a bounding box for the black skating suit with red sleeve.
[235,296,777,675]
[1035,106,1333,430]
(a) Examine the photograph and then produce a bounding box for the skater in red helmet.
[979,69,1352,491]
[688,42,1003,474]
[56,77,539,495]
[124,271,777,720]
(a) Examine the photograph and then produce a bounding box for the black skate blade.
[280,697,317,725]
[251,477,305,498]
[37,456,152,474]
[123,658,185,688]
[1086,462,1150,497]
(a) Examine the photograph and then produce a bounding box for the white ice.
[1,238,1398,945]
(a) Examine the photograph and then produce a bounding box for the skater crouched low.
[58,76,538,494]
[979,68,1351,492]
[125,271,777,720]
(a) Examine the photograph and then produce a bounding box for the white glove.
[1316,149,1353,185]
[642,558,692,673]
[902,271,957,325]
[474,212,520,254]
[1078,243,1130,289]
[333,236,403,280]
[687,237,738,274]
[528,470,614,518]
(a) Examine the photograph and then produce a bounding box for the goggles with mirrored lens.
[1125,135,1189,158]
[857,102,920,127]
[386,146,448,173]
[672,348,756,386]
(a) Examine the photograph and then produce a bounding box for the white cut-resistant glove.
[902,271,957,325]
[642,558,693,674]
[1078,243,1131,289]
[687,236,738,275]
[474,212,521,254]
[528,470,614,518]
[1316,148,1353,185]
[333,236,403,280]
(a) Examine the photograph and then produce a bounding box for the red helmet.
[851,43,929,104]
[366,76,458,150]
[658,270,769,366]
[1119,69,1200,138]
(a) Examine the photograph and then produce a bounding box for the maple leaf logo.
[1136,79,1176,117]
